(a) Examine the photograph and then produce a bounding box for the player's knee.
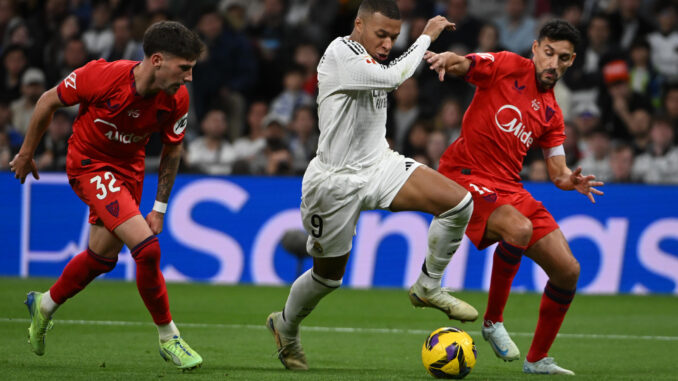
[562,260,581,287]
[311,269,343,289]
[437,192,473,226]
[508,217,532,245]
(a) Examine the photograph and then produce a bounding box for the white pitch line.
[2,317,677,342]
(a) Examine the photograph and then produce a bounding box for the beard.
[537,69,558,90]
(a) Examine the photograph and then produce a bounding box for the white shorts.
[301,149,423,258]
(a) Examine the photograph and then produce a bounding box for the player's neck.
[133,62,161,97]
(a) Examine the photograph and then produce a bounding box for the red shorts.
[69,168,142,231]
[444,169,559,250]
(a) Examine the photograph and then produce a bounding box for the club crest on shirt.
[545,106,555,122]
[106,200,119,217]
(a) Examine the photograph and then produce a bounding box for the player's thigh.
[88,221,124,258]
[113,215,154,249]
[313,253,350,281]
[525,228,580,289]
[485,204,533,244]
[389,166,469,215]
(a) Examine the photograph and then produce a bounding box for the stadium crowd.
[0,0,677,183]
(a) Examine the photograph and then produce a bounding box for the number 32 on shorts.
[90,171,121,200]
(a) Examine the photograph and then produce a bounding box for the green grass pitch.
[1,277,676,380]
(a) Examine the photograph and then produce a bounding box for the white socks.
[40,291,60,318]
[279,268,341,337]
[157,320,180,342]
[418,192,473,287]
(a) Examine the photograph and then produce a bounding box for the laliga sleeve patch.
[173,113,188,135]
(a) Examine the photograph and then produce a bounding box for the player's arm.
[338,16,454,90]
[9,87,64,183]
[424,51,471,81]
[146,143,183,235]
[544,149,604,203]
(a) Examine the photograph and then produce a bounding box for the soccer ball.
[421,327,477,379]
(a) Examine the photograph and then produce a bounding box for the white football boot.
[481,321,520,361]
[408,283,478,322]
[523,357,575,375]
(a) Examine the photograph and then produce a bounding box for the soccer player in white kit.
[266,0,477,370]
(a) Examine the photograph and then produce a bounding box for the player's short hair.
[143,21,205,61]
[358,0,400,20]
[537,19,581,48]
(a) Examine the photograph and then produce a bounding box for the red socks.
[131,236,171,325]
[483,241,526,325]
[526,281,576,362]
[50,248,117,304]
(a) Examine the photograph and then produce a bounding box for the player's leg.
[25,220,123,355]
[522,228,578,375]
[389,165,477,321]
[481,204,533,362]
[112,215,202,369]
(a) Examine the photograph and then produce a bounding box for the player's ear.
[150,52,163,69]
[531,40,538,56]
[354,16,363,34]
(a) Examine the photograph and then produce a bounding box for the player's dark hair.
[538,19,581,48]
[143,21,205,61]
[358,0,400,20]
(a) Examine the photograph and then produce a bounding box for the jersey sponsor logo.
[494,104,534,147]
[64,72,77,89]
[371,90,387,109]
[545,106,555,122]
[95,118,150,144]
[173,113,188,135]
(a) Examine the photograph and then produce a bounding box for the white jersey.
[315,34,431,169]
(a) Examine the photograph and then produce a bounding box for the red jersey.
[439,51,565,191]
[57,59,189,181]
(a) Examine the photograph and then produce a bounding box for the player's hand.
[9,152,40,184]
[570,167,604,203]
[145,210,165,235]
[422,16,455,42]
[424,50,452,81]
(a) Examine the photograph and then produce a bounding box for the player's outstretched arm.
[9,87,64,183]
[146,143,183,234]
[424,51,471,81]
[546,154,604,203]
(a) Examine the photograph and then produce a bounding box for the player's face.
[355,12,401,62]
[531,38,575,90]
[154,53,196,94]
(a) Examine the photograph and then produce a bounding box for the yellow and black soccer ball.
[421,327,477,379]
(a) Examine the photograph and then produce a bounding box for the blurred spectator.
[632,115,678,183]
[234,100,268,162]
[434,97,463,144]
[0,99,21,155]
[293,42,319,96]
[402,119,430,158]
[628,38,662,108]
[571,101,601,155]
[248,0,290,100]
[0,129,10,169]
[564,13,615,91]
[193,5,257,138]
[663,82,678,129]
[10,67,45,135]
[647,1,678,81]
[6,18,41,66]
[46,37,89,89]
[0,44,27,102]
[628,107,652,155]
[430,0,483,54]
[391,0,417,54]
[563,121,582,167]
[527,159,549,182]
[388,77,420,152]
[608,0,655,50]
[426,129,447,170]
[186,109,237,175]
[0,0,19,50]
[476,22,506,53]
[495,0,536,55]
[269,64,314,126]
[101,15,143,62]
[576,128,613,182]
[82,1,114,58]
[598,59,653,140]
[34,109,71,171]
[43,15,81,80]
[609,141,636,183]
[288,105,318,174]
[250,114,290,174]
[558,2,585,36]
[284,0,338,47]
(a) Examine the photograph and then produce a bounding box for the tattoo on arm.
[156,144,182,203]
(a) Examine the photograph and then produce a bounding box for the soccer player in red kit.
[424,20,603,375]
[9,21,205,370]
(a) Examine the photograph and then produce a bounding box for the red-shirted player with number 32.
[425,20,604,375]
[9,21,205,370]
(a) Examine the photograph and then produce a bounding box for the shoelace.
[432,288,461,306]
[278,340,304,360]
